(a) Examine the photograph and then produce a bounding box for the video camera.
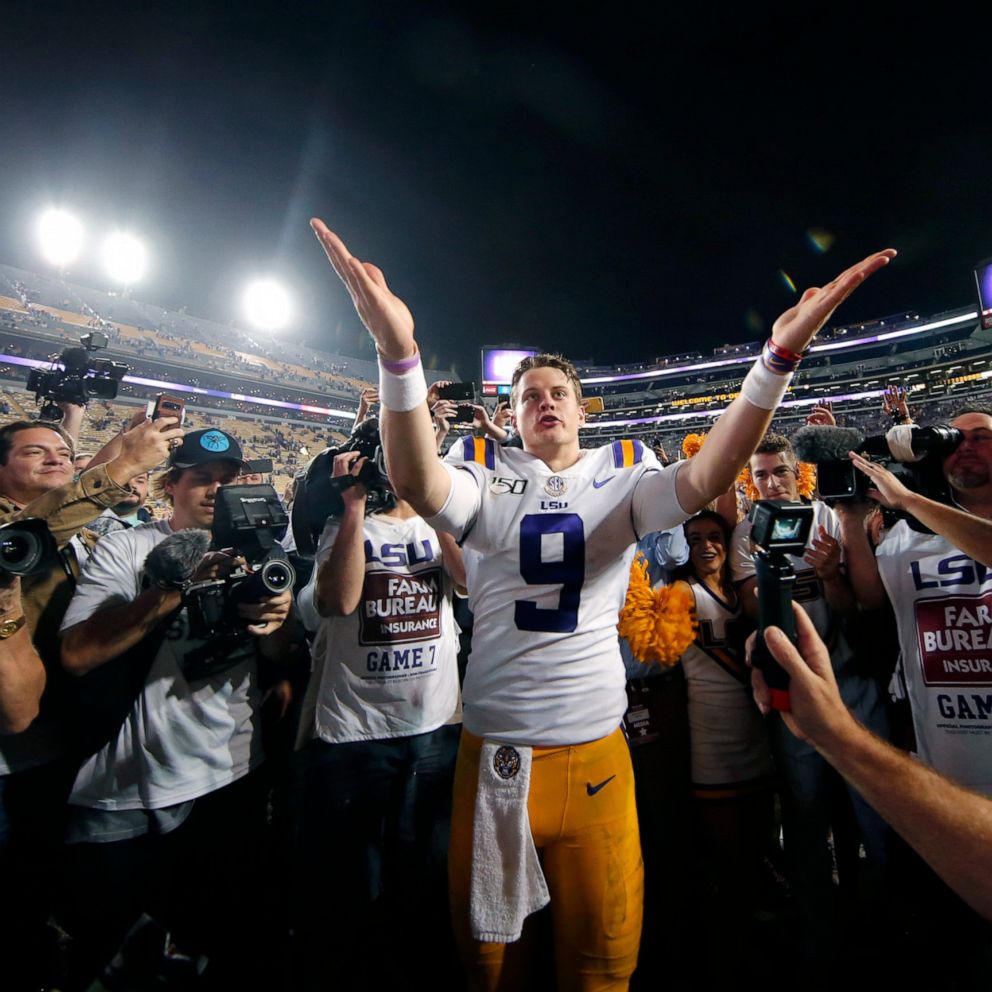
[26,332,128,420]
[291,417,394,559]
[747,500,815,712]
[182,484,295,679]
[792,422,960,507]
[0,518,58,579]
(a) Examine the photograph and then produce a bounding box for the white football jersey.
[430,437,689,746]
[876,519,992,795]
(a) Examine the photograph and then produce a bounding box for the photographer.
[0,414,179,989]
[295,449,464,990]
[839,407,992,796]
[731,432,891,961]
[58,428,293,986]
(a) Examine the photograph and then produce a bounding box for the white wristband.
[378,354,428,412]
[739,360,792,410]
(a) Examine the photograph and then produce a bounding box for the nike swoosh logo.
[592,476,615,489]
[586,775,616,796]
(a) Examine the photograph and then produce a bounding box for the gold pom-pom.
[681,432,707,458]
[797,462,817,499]
[619,556,698,665]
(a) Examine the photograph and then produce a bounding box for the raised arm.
[311,219,450,517]
[314,453,369,617]
[676,250,896,513]
[851,451,992,568]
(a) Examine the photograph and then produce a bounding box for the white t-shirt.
[61,520,263,811]
[876,519,992,795]
[298,512,461,743]
[428,437,689,746]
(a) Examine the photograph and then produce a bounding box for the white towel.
[469,741,550,943]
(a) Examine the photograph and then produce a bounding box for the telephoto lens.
[0,518,57,578]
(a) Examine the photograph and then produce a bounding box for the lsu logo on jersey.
[911,553,992,592]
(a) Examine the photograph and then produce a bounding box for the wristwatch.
[0,615,27,639]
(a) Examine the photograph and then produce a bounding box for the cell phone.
[150,393,186,425]
[244,458,273,474]
[453,405,475,424]
[438,381,476,403]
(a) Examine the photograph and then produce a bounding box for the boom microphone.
[791,425,872,463]
[144,529,210,589]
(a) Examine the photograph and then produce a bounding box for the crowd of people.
[0,228,990,992]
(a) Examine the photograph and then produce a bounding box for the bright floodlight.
[101,231,147,285]
[37,208,84,268]
[243,278,293,330]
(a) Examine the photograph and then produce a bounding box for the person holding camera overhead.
[58,427,294,987]
[294,440,465,990]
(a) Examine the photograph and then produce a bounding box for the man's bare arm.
[752,606,992,922]
[0,580,46,734]
[677,250,895,512]
[314,452,371,617]
[851,451,992,567]
[311,219,450,517]
[61,586,181,676]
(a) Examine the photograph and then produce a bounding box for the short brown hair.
[510,354,583,406]
[752,432,796,464]
[0,421,75,466]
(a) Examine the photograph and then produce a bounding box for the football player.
[311,215,893,990]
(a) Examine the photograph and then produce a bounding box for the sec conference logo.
[544,475,568,498]
[199,430,231,453]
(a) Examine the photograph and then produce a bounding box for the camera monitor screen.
[770,517,805,542]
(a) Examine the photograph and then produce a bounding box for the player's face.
[512,367,585,452]
[750,452,800,502]
[166,461,240,529]
[0,428,74,504]
[686,520,726,580]
[943,413,992,491]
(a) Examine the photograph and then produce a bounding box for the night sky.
[1,2,989,379]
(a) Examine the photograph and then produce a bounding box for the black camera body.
[794,423,961,510]
[26,332,128,419]
[0,518,58,579]
[182,485,294,679]
[748,500,815,711]
[291,417,394,559]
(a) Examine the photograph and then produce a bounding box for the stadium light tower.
[243,277,293,331]
[101,231,147,290]
[37,208,84,270]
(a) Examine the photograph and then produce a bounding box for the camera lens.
[259,559,294,593]
[0,531,41,574]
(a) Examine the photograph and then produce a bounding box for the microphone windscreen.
[791,425,866,463]
[144,528,210,587]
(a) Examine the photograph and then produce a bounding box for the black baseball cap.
[168,429,247,469]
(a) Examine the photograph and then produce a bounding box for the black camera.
[0,518,58,578]
[26,332,128,419]
[291,418,394,559]
[793,423,961,507]
[182,485,295,679]
[747,500,815,711]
